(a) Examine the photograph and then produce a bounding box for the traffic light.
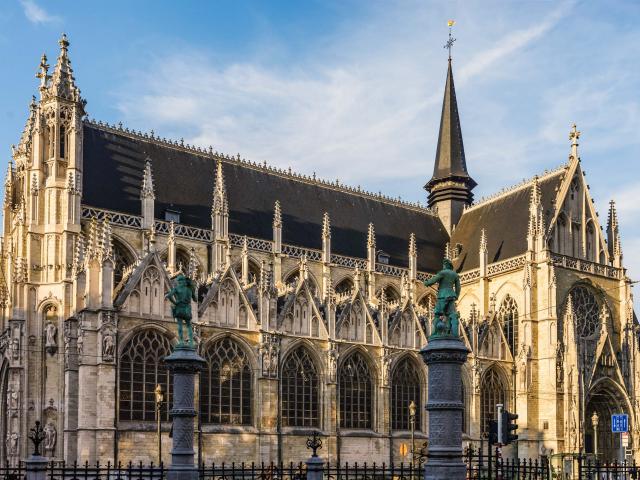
[500,409,519,445]
[488,420,498,445]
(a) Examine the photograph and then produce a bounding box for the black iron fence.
[464,448,550,480]
[578,458,640,480]
[1,456,639,480]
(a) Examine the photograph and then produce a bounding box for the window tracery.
[281,347,319,427]
[498,295,518,356]
[200,337,252,425]
[571,285,601,338]
[480,368,506,434]
[339,352,373,429]
[119,330,173,422]
[391,357,421,430]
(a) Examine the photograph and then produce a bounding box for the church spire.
[607,200,622,267]
[425,30,476,234]
[46,33,82,103]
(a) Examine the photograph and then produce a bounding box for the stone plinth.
[420,337,469,480]
[25,455,48,480]
[164,345,206,480]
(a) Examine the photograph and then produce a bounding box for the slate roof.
[426,60,476,190]
[450,169,565,271]
[82,123,449,272]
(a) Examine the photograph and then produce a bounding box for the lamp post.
[409,400,417,465]
[591,411,599,459]
[155,384,165,464]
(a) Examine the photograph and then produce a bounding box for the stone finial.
[140,160,155,199]
[479,229,487,254]
[322,212,331,238]
[212,159,227,215]
[607,200,622,260]
[187,247,198,280]
[367,223,375,248]
[99,218,113,262]
[273,200,282,227]
[46,33,82,102]
[569,123,581,162]
[409,233,416,257]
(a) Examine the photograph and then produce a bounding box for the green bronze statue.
[165,273,197,347]
[423,258,461,337]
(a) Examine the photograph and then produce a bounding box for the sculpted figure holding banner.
[423,258,461,337]
[165,273,197,347]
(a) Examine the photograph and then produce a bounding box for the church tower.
[425,49,476,234]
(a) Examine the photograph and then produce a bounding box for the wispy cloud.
[112,0,640,281]
[20,0,60,25]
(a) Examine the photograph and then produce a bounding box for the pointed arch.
[338,350,374,429]
[199,336,253,425]
[480,366,508,434]
[334,277,354,296]
[391,355,423,431]
[281,346,320,427]
[497,295,518,356]
[118,329,173,422]
[112,236,136,286]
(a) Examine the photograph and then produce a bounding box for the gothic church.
[1,35,638,466]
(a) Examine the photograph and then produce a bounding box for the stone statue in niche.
[5,432,18,456]
[44,422,56,456]
[45,321,57,355]
[10,338,19,360]
[102,332,115,362]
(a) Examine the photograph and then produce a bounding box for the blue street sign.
[612,414,628,433]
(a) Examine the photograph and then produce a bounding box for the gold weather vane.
[444,20,456,60]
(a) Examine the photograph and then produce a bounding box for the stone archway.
[585,379,632,462]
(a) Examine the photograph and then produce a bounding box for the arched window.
[339,352,373,429]
[378,285,400,304]
[498,296,518,356]
[334,278,354,296]
[176,249,190,274]
[570,286,601,338]
[113,240,135,286]
[281,347,320,427]
[480,368,507,434]
[200,337,252,425]
[119,330,173,421]
[391,357,422,430]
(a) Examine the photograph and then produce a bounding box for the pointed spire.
[212,159,227,215]
[569,124,580,163]
[72,233,85,276]
[322,212,331,238]
[273,200,282,227]
[607,200,622,265]
[4,161,14,207]
[141,160,155,199]
[479,229,487,254]
[99,218,113,263]
[425,56,476,233]
[187,247,198,280]
[528,176,544,237]
[367,223,375,248]
[47,34,81,102]
[409,233,416,257]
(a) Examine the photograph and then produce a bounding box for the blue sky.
[1,0,640,282]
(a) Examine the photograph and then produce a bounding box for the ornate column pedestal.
[165,346,206,480]
[420,337,469,480]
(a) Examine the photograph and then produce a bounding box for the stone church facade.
[1,35,638,466]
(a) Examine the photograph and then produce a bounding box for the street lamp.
[155,384,165,464]
[409,400,417,465]
[591,411,599,458]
